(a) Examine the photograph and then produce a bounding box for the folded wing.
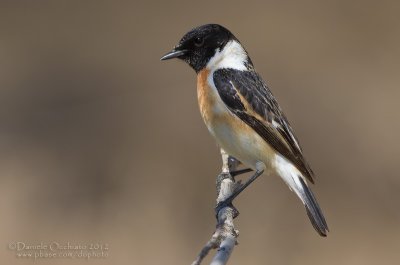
[213,69,315,183]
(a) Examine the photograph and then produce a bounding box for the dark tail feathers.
[298,177,329,237]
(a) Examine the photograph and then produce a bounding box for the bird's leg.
[216,162,265,215]
[230,168,253,177]
[225,154,253,178]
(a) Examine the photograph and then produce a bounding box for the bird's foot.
[215,200,239,218]
[215,164,265,218]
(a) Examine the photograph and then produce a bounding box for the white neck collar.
[206,40,248,71]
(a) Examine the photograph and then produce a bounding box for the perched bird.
[161,24,328,236]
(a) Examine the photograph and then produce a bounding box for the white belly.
[207,111,275,173]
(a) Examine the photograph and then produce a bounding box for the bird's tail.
[296,176,329,236]
[275,155,329,237]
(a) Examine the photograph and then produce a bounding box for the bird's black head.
[161,24,235,72]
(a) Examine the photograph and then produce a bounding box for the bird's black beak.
[160,48,187,61]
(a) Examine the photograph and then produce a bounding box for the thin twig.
[191,149,241,265]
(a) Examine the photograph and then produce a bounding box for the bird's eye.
[194,37,204,47]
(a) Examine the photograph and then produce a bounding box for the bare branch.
[191,149,241,265]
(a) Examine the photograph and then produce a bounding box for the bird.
[161,24,328,237]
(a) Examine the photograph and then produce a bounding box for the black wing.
[213,69,314,183]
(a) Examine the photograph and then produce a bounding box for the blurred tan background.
[1,0,400,264]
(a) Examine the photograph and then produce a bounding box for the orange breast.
[197,69,215,127]
[196,68,246,131]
